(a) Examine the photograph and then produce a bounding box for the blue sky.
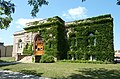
[0,0,120,50]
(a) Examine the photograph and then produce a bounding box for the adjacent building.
[0,42,13,57]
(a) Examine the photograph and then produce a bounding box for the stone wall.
[5,45,13,57]
[0,46,5,57]
[0,44,13,57]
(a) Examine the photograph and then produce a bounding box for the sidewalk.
[0,70,50,79]
[0,62,50,79]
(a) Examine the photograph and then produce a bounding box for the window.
[88,33,96,46]
[70,34,76,46]
[38,48,40,51]
[18,39,22,48]
[73,38,76,46]
[26,43,29,49]
[49,42,52,48]
[94,38,96,46]
[77,38,81,47]
[38,48,43,51]
[89,33,93,36]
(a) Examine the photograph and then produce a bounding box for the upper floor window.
[70,34,76,46]
[89,33,93,36]
[94,38,96,46]
[18,39,22,48]
[88,33,96,46]
[26,43,29,49]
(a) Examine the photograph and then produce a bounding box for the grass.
[0,57,15,62]
[0,62,120,79]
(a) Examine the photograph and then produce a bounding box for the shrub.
[23,43,33,55]
[40,54,55,63]
[60,60,111,64]
[32,55,34,62]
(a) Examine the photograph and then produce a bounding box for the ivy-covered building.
[13,14,114,62]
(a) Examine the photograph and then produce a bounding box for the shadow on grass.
[0,62,20,67]
[0,60,5,62]
[20,70,43,77]
[0,70,43,79]
[54,68,120,79]
[0,57,15,62]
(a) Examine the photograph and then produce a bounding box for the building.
[115,50,120,57]
[13,14,114,62]
[0,42,13,57]
[114,50,120,62]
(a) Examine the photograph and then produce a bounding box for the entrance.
[34,34,44,62]
[35,55,41,63]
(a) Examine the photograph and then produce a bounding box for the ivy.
[24,16,64,32]
[24,14,114,62]
[23,43,33,55]
[67,14,114,62]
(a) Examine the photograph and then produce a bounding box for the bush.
[23,43,33,55]
[40,54,55,63]
[32,55,34,62]
[60,60,111,64]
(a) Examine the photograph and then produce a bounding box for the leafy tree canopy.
[0,0,15,29]
[117,0,120,5]
[0,0,48,29]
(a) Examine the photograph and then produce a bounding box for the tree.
[117,0,120,5]
[0,0,48,29]
[0,0,15,29]
[28,0,48,17]
[0,0,119,29]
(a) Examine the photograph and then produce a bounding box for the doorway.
[35,55,41,63]
[34,34,44,55]
[34,34,44,63]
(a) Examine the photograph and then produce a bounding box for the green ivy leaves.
[28,0,48,17]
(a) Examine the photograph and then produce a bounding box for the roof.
[0,42,4,46]
[24,16,64,30]
[13,30,26,36]
[65,14,113,27]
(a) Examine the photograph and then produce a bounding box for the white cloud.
[63,6,87,20]
[15,18,42,29]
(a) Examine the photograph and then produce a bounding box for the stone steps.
[19,56,33,63]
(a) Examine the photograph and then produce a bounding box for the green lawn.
[0,62,120,79]
[0,57,15,62]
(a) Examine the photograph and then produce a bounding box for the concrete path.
[0,70,50,79]
[0,62,50,79]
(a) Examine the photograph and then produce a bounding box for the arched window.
[89,33,93,36]
[18,39,22,48]
[88,33,96,46]
[26,43,29,49]
[49,41,52,48]
[70,34,76,46]
[94,38,96,46]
